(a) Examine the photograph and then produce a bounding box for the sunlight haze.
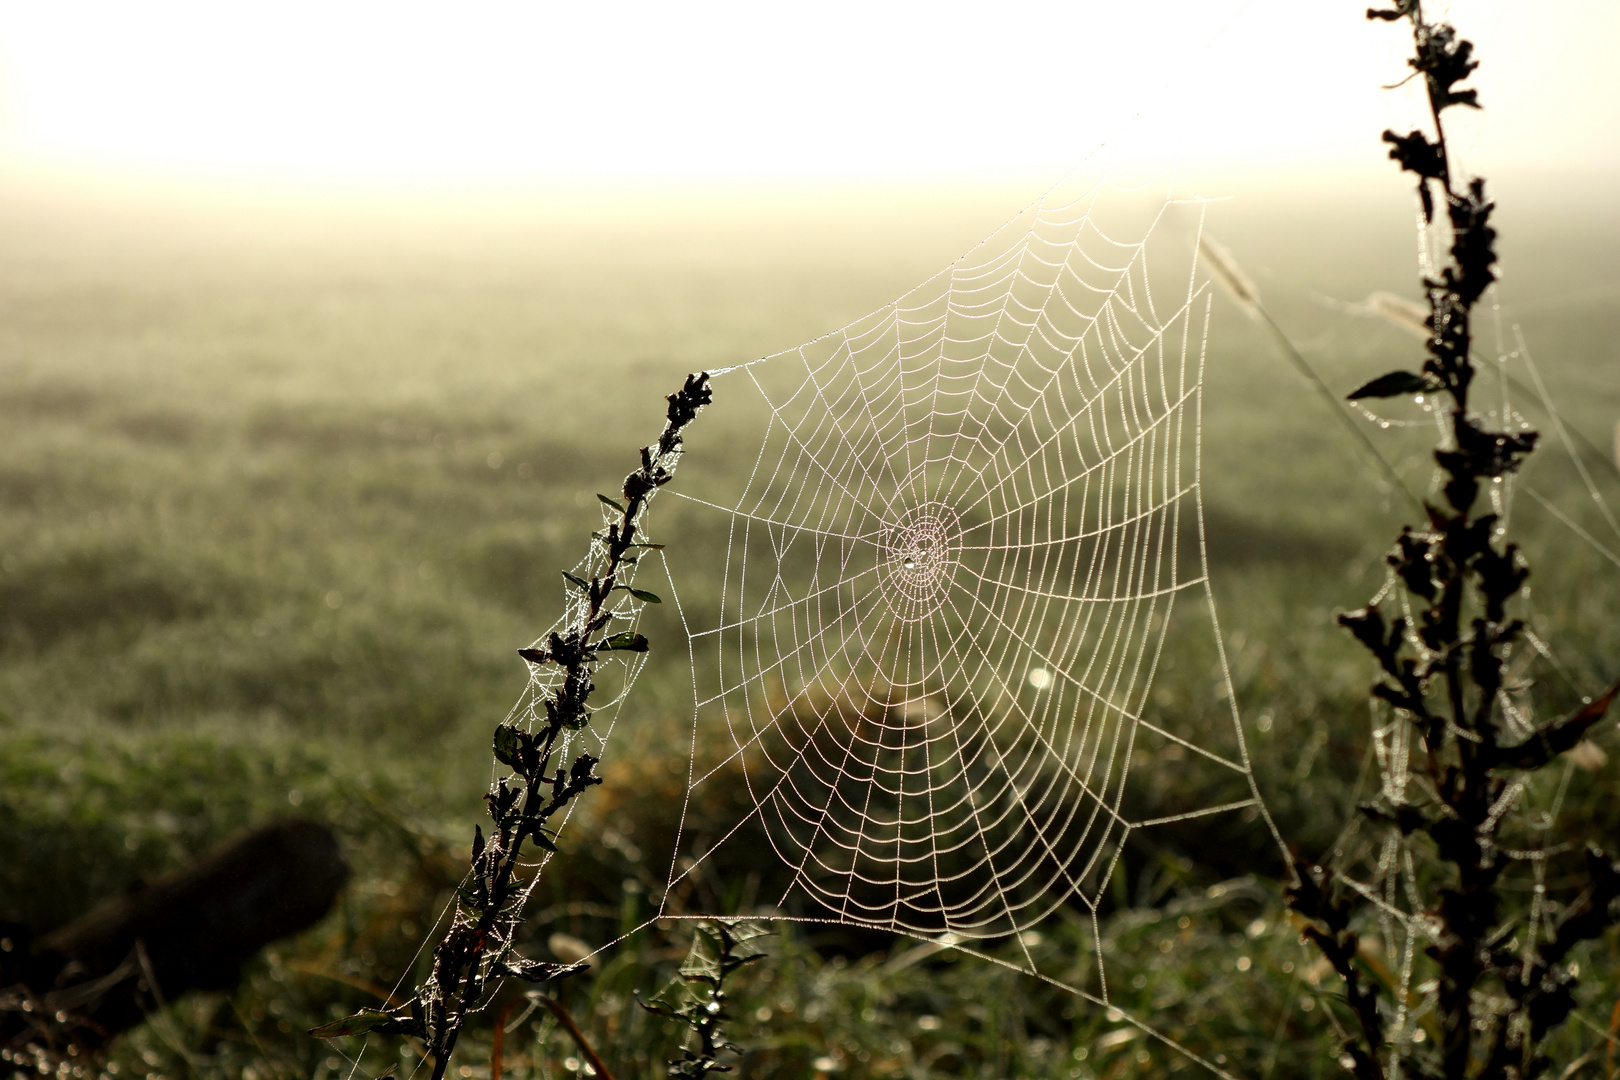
[1,0,1615,188]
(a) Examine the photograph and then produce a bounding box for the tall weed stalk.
[1286,4,1620,1078]
[313,374,712,1079]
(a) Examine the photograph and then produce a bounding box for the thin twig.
[535,996,616,1080]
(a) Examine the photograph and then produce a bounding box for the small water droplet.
[903,558,916,570]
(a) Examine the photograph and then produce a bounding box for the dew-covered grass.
[1,173,1616,1078]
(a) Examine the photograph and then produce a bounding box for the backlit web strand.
[663,174,1259,943]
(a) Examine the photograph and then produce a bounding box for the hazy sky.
[0,0,1614,186]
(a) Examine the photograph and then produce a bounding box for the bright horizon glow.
[0,0,1615,187]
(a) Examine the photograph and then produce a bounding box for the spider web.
[387,159,1287,1079]
[622,164,1283,1023]
[399,151,1620,1080]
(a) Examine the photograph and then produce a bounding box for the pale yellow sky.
[0,0,1614,187]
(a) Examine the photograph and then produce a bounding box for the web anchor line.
[636,168,1286,1076]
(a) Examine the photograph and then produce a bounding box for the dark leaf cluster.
[1434,417,1535,516]
[1381,130,1446,220]
[1411,23,1480,112]
[1440,180,1497,307]
[1366,1,1417,22]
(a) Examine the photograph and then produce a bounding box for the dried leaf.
[1486,680,1620,771]
[1347,370,1435,400]
[493,724,523,769]
[309,1009,424,1040]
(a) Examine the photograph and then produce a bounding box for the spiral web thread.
[367,168,1283,1078]
[613,167,1283,1039]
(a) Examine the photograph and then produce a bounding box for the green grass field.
[1,169,1617,1079]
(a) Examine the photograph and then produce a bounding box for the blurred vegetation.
[0,176,1616,1077]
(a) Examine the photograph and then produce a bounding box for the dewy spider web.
[387,159,1289,1080]
[403,158,1620,1080]
[625,162,1284,1033]
[365,155,1275,1080]
[390,150,1620,1080]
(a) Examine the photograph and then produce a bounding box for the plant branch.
[312,373,713,1080]
[1288,4,1620,1077]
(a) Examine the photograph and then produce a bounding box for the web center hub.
[879,502,962,622]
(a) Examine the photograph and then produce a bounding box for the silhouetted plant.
[1286,4,1620,1078]
[639,921,770,1079]
[313,373,713,1079]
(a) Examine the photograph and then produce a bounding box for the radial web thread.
[654,170,1271,957]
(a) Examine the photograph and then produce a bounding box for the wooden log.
[1,817,348,1069]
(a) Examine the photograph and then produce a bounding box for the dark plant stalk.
[1286,4,1620,1078]
[312,373,713,1080]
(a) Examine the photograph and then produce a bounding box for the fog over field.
[1,2,1618,1069]
[0,158,1616,1076]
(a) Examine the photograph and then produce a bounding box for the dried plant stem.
[490,999,519,1080]
[1284,4,1620,1078]
[311,373,713,1080]
[536,995,616,1080]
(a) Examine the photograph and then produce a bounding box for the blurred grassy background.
[0,171,1616,1078]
